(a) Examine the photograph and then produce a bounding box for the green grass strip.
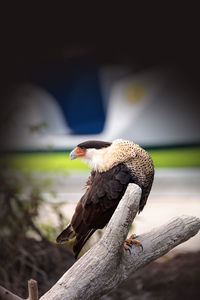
[148,147,200,168]
[0,147,200,171]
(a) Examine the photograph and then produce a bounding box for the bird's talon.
[123,242,132,253]
[123,242,129,250]
[124,234,143,251]
[127,247,131,254]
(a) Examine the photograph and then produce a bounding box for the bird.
[56,139,154,258]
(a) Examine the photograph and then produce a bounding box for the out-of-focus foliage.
[0,169,72,297]
[0,171,67,241]
[40,209,69,242]
[0,172,44,240]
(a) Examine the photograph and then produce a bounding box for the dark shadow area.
[0,237,74,298]
[103,251,200,300]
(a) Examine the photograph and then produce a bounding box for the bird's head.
[70,140,112,171]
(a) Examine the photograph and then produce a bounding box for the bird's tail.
[73,228,96,259]
[56,224,76,244]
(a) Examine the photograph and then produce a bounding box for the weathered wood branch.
[28,279,38,300]
[0,278,38,300]
[0,284,24,300]
[40,183,200,300]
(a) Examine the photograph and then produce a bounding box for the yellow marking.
[126,82,146,102]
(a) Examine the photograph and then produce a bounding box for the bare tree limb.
[0,284,24,300]
[0,279,39,300]
[28,279,38,300]
[40,183,200,300]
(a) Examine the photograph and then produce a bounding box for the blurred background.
[0,8,200,299]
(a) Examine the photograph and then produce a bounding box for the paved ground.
[39,168,200,253]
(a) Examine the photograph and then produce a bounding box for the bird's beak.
[70,147,86,160]
[70,150,78,160]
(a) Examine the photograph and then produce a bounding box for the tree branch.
[0,279,38,300]
[28,279,38,300]
[0,285,24,300]
[40,184,200,300]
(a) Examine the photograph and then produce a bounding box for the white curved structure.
[2,67,200,151]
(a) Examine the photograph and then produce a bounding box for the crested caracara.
[56,139,154,258]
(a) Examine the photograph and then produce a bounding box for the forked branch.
[39,184,200,300]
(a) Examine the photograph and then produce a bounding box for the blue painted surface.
[34,57,105,134]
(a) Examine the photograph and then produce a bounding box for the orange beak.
[70,147,86,160]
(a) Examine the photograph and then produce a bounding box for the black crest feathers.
[77,140,111,149]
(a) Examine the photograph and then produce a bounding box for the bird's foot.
[123,234,143,252]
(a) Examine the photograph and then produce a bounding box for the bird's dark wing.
[139,171,154,212]
[71,163,133,258]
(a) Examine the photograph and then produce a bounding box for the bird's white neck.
[82,148,108,172]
